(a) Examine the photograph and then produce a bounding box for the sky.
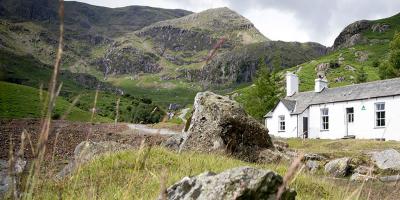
[70,0,400,46]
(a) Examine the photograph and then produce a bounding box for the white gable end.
[265,101,298,138]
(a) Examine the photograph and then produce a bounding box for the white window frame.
[375,102,386,127]
[278,115,286,132]
[321,108,329,131]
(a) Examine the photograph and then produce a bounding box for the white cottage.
[265,72,400,140]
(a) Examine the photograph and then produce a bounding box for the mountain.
[0,0,328,106]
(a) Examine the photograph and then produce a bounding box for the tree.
[379,32,400,79]
[239,58,282,119]
[356,66,368,83]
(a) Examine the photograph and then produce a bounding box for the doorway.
[303,117,308,138]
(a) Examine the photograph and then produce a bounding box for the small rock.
[305,160,319,173]
[258,149,291,163]
[304,153,326,161]
[350,173,375,182]
[162,134,185,151]
[379,175,400,182]
[57,141,132,179]
[371,149,400,171]
[354,165,374,175]
[355,51,369,62]
[344,65,356,71]
[324,157,351,177]
[161,166,296,200]
[273,140,289,152]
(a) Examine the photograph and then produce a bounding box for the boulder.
[161,166,296,200]
[57,141,132,179]
[273,140,289,152]
[324,157,351,177]
[371,149,400,171]
[354,165,374,175]
[179,92,274,162]
[371,23,390,33]
[355,51,368,62]
[333,20,371,49]
[344,65,356,71]
[305,160,319,173]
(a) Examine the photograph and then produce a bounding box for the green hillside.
[291,13,400,92]
[0,81,110,122]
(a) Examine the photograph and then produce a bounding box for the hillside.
[0,81,110,122]
[291,12,400,92]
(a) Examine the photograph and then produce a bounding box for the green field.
[0,81,111,122]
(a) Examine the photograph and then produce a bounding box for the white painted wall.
[266,102,298,138]
[307,95,400,140]
[286,72,299,96]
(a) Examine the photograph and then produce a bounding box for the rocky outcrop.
[333,20,371,50]
[371,23,390,33]
[371,149,400,171]
[179,91,274,162]
[161,166,296,200]
[324,157,351,177]
[57,141,132,179]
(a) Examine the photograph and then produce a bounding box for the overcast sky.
[70,0,400,46]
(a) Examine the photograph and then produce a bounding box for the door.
[346,107,354,136]
[303,117,308,139]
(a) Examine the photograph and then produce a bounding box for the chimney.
[286,72,299,96]
[315,78,328,92]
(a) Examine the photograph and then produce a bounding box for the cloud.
[69,0,400,46]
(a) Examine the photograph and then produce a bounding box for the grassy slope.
[0,81,110,122]
[292,13,400,92]
[36,147,348,200]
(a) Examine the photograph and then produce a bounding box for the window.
[346,107,354,123]
[321,108,329,130]
[375,103,385,127]
[278,115,285,131]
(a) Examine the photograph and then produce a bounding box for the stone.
[371,23,390,33]
[334,76,345,83]
[304,153,326,161]
[344,65,356,71]
[355,51,369,62]
[179,92,274,162]
[161,166,296,200]
[371,149,400,171]
[354,165,374,175]
[315,63,330,78]
[273,140,289,152]
[258,149,291,164]
[162,134,185,151]
[324,157,351,177]
[305,160,319,173]
[350,173,375,182]
[0,158,26,199]
[379,175,400,182]
[333,20,371,49]
[57,141,132,179]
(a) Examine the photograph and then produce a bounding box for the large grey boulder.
[179,92,274,162]
[57,141,132,179]
[371,149,400,171]
[305,160,320,174]
[161,166,296,200]
[324,157,351,177]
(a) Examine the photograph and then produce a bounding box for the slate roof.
[266,77,400,117]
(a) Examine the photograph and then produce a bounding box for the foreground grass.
[0,81,111,122]
[285,138,400,158]
[35,147,350,200]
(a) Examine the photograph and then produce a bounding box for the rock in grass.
[179,91,274,162]
[305,160,320,174]
[161,166,296,200]
[379,175,400,182]
[371,149,400,171]
[57,141,132,179]
[0,158,26,199]
[350,173,375,182]
[324,157,351,177]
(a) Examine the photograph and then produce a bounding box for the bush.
[52,113,61,120]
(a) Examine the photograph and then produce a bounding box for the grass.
[284,138,400,158]
[0,81,111,122]
[34,147,350,200]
